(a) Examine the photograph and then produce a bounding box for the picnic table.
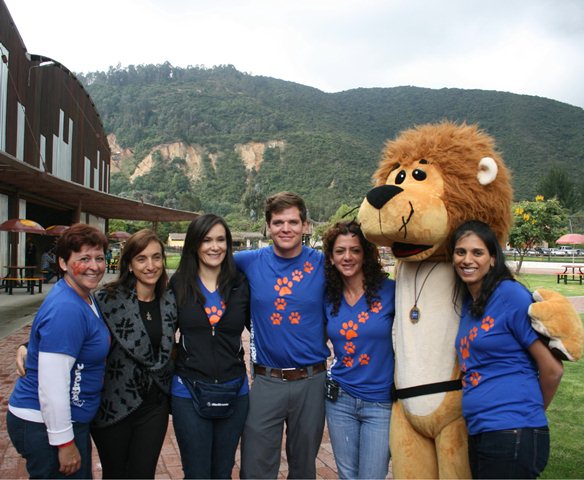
[556,264,584,285]
[2,265,43,294]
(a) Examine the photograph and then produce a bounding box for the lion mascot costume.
[358,121,583,478]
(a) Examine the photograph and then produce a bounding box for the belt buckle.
[281,367,296,382]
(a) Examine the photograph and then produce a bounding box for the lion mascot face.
[359,122,512,261]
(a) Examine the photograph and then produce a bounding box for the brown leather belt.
[253,362,326,381]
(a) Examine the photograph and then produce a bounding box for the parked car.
[534,247,551,256]
[550,248,567,256]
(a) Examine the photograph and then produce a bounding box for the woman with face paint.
[7,224,110,479]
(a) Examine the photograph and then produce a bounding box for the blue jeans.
[468,427,550,479]
[7,411,93,479]
[325,386,392,479]
[171,394,249,479]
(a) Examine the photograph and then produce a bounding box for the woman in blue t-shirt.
[170,214,250,479]
[448,220,563,479]
[7,224,110,479]
[322,220,395,479]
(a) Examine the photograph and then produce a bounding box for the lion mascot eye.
[395,170,406,184]
[412,169,426,181]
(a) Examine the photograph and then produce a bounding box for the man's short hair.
[265,191,307,224]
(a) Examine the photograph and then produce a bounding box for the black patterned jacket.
[92,287,177,428]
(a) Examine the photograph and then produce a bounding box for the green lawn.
[515,273,584,297]
[541,314,584,478]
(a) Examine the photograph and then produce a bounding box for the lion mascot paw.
[530,288,583,361]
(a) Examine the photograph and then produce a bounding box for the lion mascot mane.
[358,121,583,478]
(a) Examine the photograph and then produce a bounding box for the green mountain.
[79,63,584,222]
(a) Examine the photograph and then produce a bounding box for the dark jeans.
[7,410,93,479]
[172,393,249,479]
[468,427,550,479]
[91,389,170,479]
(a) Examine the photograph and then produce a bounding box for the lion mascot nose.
[366,185,403,209]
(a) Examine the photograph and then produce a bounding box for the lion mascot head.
[359,121,513,260]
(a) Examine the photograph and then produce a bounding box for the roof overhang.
[0,153,199,222]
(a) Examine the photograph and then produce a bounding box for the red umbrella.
[108,231,131,241]
[556,233,584,245]
[0,218,46,234]
[45,225,70,236]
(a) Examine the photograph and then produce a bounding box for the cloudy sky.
[5,0,584,108]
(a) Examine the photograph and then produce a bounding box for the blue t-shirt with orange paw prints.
[455,279,546,435]
[327,277,395,402]
[235,246,329,368]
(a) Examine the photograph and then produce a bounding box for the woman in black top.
[92,229,177,478]
[170,214,250,479]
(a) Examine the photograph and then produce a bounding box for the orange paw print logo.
[289,312,301,324]
[291,269,304,282]
[342,356,354,368]
[370,301,382,313]
[344,342,356,354]
[358,312,369,323]
[358,354,370,365]
[205,305,224,325]
[469,371,481,387]
[481,316,495,332]
[469,326,478,341]
[340,320,359,340]
[459,336,470,360]
[271,313,282,325]
[303,261,314,274]
[274,298,287,311]
[274,277,293,296]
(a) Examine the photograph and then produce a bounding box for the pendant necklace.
[145,310,152,321]
[410,262,439,324]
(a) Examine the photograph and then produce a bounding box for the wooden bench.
[2,277,44,295]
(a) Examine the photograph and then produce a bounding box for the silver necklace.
[409,262,439,324]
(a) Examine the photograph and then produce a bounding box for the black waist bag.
[181,376,243,419]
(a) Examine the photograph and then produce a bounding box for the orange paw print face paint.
[370,301,382,313]
[205,305,224,325]
[469,371,481,386]
[274,298,287,311]
[342,356,354,367]
[274,277,293,296]
[291,269,304,282]
[289,312,301,324]
[340,320,359,340]
[459,337,470,360]
[271,313,282,325]
[481,316,494,332]
[358,312,369,323]
[344,342,356,354]
[358,354,370,365]
[303,261,314,274]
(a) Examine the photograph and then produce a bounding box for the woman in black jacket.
[170,214,250,479]
[92,229,177,478]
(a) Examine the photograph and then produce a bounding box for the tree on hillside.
[536,167,580,212]
[508,196,568,273]
[311,204,360,244]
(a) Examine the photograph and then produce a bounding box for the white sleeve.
[38,351,76,445]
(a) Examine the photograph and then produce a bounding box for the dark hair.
[103,229,168,298]
[322,220,386,316]
[55,223,108,268]
[173,214,238,306]
[265,191,307,224]
[447,220,514,317]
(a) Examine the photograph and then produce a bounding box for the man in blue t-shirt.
[236,192,329,479]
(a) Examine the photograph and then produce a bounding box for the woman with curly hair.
[322,220,396,479]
